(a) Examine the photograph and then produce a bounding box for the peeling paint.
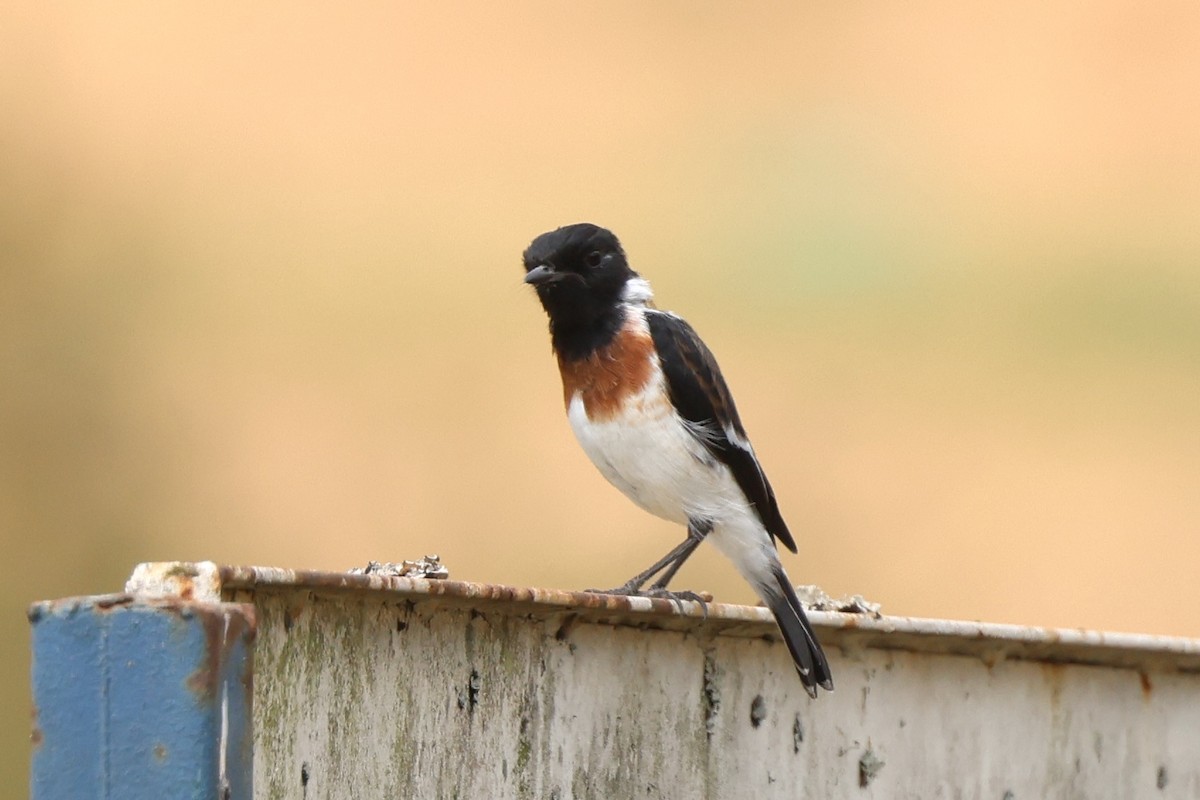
[702,654,721,741]
[859,748,885,787]
[749,695,767,729]
[126,561,223,603]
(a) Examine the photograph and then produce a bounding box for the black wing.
[645,310,797,553]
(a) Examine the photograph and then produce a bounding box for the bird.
[522,222,833,697]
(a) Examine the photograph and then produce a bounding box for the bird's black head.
[522,223,641,358]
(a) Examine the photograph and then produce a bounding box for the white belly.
[566,389,747,526]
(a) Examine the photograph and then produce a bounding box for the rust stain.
[185,609,226,703]
[1042,661,1066,711]
[557,321,657,421]
[93,595,136,613]
[185,606,257,703]
[179,605,256,707]
[231,608,257,702]
[226,606,257,649]
[283,599,308,632]
[164,563,203,601]
[204,563,1200,675]
[153,743,168,762]
[1139,670,1153,699]
[30,703,42,749]
[30,695,42,753]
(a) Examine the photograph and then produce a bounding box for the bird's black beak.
[523,264,557,286]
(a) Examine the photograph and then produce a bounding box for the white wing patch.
[722,423,753,453]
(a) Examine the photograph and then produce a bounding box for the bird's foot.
[583,582,644,597]
[583,584,710,616]
[645,587,710,617]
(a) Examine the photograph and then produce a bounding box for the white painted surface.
[128,564,1200,799]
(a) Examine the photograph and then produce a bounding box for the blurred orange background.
[3,2,1199,792]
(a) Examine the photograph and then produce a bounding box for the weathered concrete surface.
[129,563,1200,799]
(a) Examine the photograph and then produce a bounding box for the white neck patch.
[621,276,654,305]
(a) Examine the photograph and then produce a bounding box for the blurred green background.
[3,2,1199,792]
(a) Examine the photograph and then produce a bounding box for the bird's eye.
[585,250,604,268]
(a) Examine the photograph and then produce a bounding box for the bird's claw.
[583,584,710,617]
[645,587,709,617]
[583,584,642,597]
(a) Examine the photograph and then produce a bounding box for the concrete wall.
[126,562,1200,799]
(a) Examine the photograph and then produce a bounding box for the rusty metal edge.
[125,562,1200,674]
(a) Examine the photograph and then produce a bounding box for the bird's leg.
[648,518,712,591]
[643,519,713,614]
[588,519,713,614]
[586,536,698,596]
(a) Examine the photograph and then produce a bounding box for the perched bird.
[523,223,833,697]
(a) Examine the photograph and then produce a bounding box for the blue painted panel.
[220,617,255,800]
[30,595,255,800]
[29,599,106,796]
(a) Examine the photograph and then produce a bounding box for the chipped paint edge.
[126,561,223,602]
[125,562,1200,674]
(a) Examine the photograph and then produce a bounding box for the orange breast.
[557,322,657,422]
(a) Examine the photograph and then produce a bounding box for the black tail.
[764,568,834,698]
